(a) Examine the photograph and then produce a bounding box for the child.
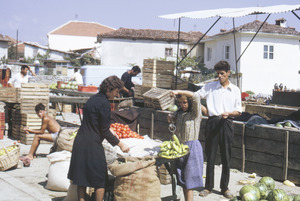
[168,90,207,201]
[21,103,61,165]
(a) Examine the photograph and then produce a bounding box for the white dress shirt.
[71,72,83,85]
[196,81,242,117]
[8,73,29,88]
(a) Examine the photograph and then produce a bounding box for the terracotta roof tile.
[97,28,208,43]
[49,21,115,37]
[216,20,300,36]
[0,34,10,42]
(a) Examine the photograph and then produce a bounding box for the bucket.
[57,81,64,89]
[0,126,4,140]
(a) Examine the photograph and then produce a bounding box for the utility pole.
[16,29,18,60]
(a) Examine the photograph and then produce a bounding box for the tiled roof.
[216,20,300,36]
[0,34,10,42]
[49,21,116,37]
[97,28,208,43]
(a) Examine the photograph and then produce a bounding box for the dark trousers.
[204,116,234,192]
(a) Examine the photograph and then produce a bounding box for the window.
[180,49,187,57]
[263,45,274,59]
[207,47,212,61]
[165,48,173,57]
[224,46,230,60]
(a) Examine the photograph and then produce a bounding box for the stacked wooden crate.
[142,88,174,110]
[11,104,21,140]
[133,85,151,100]
[18,83,50,145]
[171,76,188,90]
[0,88,18,103]
[142,59,175,89]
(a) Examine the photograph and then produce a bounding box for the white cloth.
[8,73,29,88]
[71,72,83,85]
[196,80,242,117]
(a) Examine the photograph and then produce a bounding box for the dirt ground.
[0,114,300,201]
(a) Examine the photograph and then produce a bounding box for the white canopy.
[158,4,300,19]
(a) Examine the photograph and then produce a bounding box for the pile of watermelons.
[230,176,300,201]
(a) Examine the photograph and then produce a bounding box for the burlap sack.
[56,128,79,152]
[108,156,160,201]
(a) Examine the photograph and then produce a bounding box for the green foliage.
[245,90,255,95]
[8,46,17,59]
[64,54,100,67]
[0,56,8,64]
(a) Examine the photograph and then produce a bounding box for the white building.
[97,28,206,67]
[203,19,300,94]
[48,20,115,52]
[0,34,9,60]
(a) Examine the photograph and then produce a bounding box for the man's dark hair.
[21,65,30,70]
[132,65,141,73]
[74,68,79,72]
[35,103,45,112]
[214,61,230,72]
[99,75,124,93]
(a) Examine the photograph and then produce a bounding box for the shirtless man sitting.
[22,103,61,162]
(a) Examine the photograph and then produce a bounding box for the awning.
[158,4,300,19]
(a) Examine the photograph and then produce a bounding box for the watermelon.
[259,176,275,190]
[230,196,242,201]
[294,195,300,201]
[240,185,260,200]
[254,182,269,199]
[242,192,258,201]
[267,189,288,201]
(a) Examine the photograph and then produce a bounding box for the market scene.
[1,1,300,201]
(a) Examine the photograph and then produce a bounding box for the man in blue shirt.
[120,66,141,97]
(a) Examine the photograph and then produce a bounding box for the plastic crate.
[78,86,98,92]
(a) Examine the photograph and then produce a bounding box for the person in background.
[8,65,36,88]
[21,103,61,165]
[168,90,207,201]
[69,67,83,85]
[120,65,141,97]
[34,60,40,75]
[68,76,129,201]
[197,61,242,199]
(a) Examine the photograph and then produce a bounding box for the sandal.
[19,156,32,167]
[199,189,211,197]
[222,190,233,199]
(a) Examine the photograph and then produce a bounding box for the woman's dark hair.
[214,60,230,72]
[35,103,45,112]
[99,76,124,93]
[176,94,192,112]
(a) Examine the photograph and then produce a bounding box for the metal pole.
[232,18,239,88]
[175,18,181,90]
[292,11,300,21]
[177,17,221,67]
[16,29,18,60]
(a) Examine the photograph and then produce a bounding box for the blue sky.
[1,0,300,45]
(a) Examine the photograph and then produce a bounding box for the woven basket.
[0,144,20,171]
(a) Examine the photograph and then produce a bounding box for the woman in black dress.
[68,76,129,201]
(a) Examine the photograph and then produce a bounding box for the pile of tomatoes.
[110,123,144,139]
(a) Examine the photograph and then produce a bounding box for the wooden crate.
[21,113,42,127]
[134,85,151,99]
[142,73,173,88]
[142,88,174,110]
[143,59,175,75]
[18,83,49,102]
[158,164,172,185]
[0,87,18,103]
[19,129,51,145]
[171,76,188,90]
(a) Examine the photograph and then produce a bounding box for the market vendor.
[168,90,206,201]
[20,103,61,166]
[8,64,36,88]
[120,65,141,97]
[68,75,129,201]
[69,67,83,85]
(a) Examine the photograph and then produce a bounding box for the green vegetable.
[239,185,260,200]
[242,192,258,201]
[254,182,269,199]
[259,176,275,191]
[168,105,178,112]
[284,122,292,127]
[267,189,288,201]
[294,195,300,201]
[275,123,283,128]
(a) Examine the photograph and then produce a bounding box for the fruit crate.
[78,86,98,93]
[142,88,174,110]
[0,87,18,103]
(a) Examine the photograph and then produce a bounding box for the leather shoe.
[222,190,233,199]
[199,189,211,197]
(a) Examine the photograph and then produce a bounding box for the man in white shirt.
[197,61,242,199]
[69,68,83,85]
[8,65,36,88]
